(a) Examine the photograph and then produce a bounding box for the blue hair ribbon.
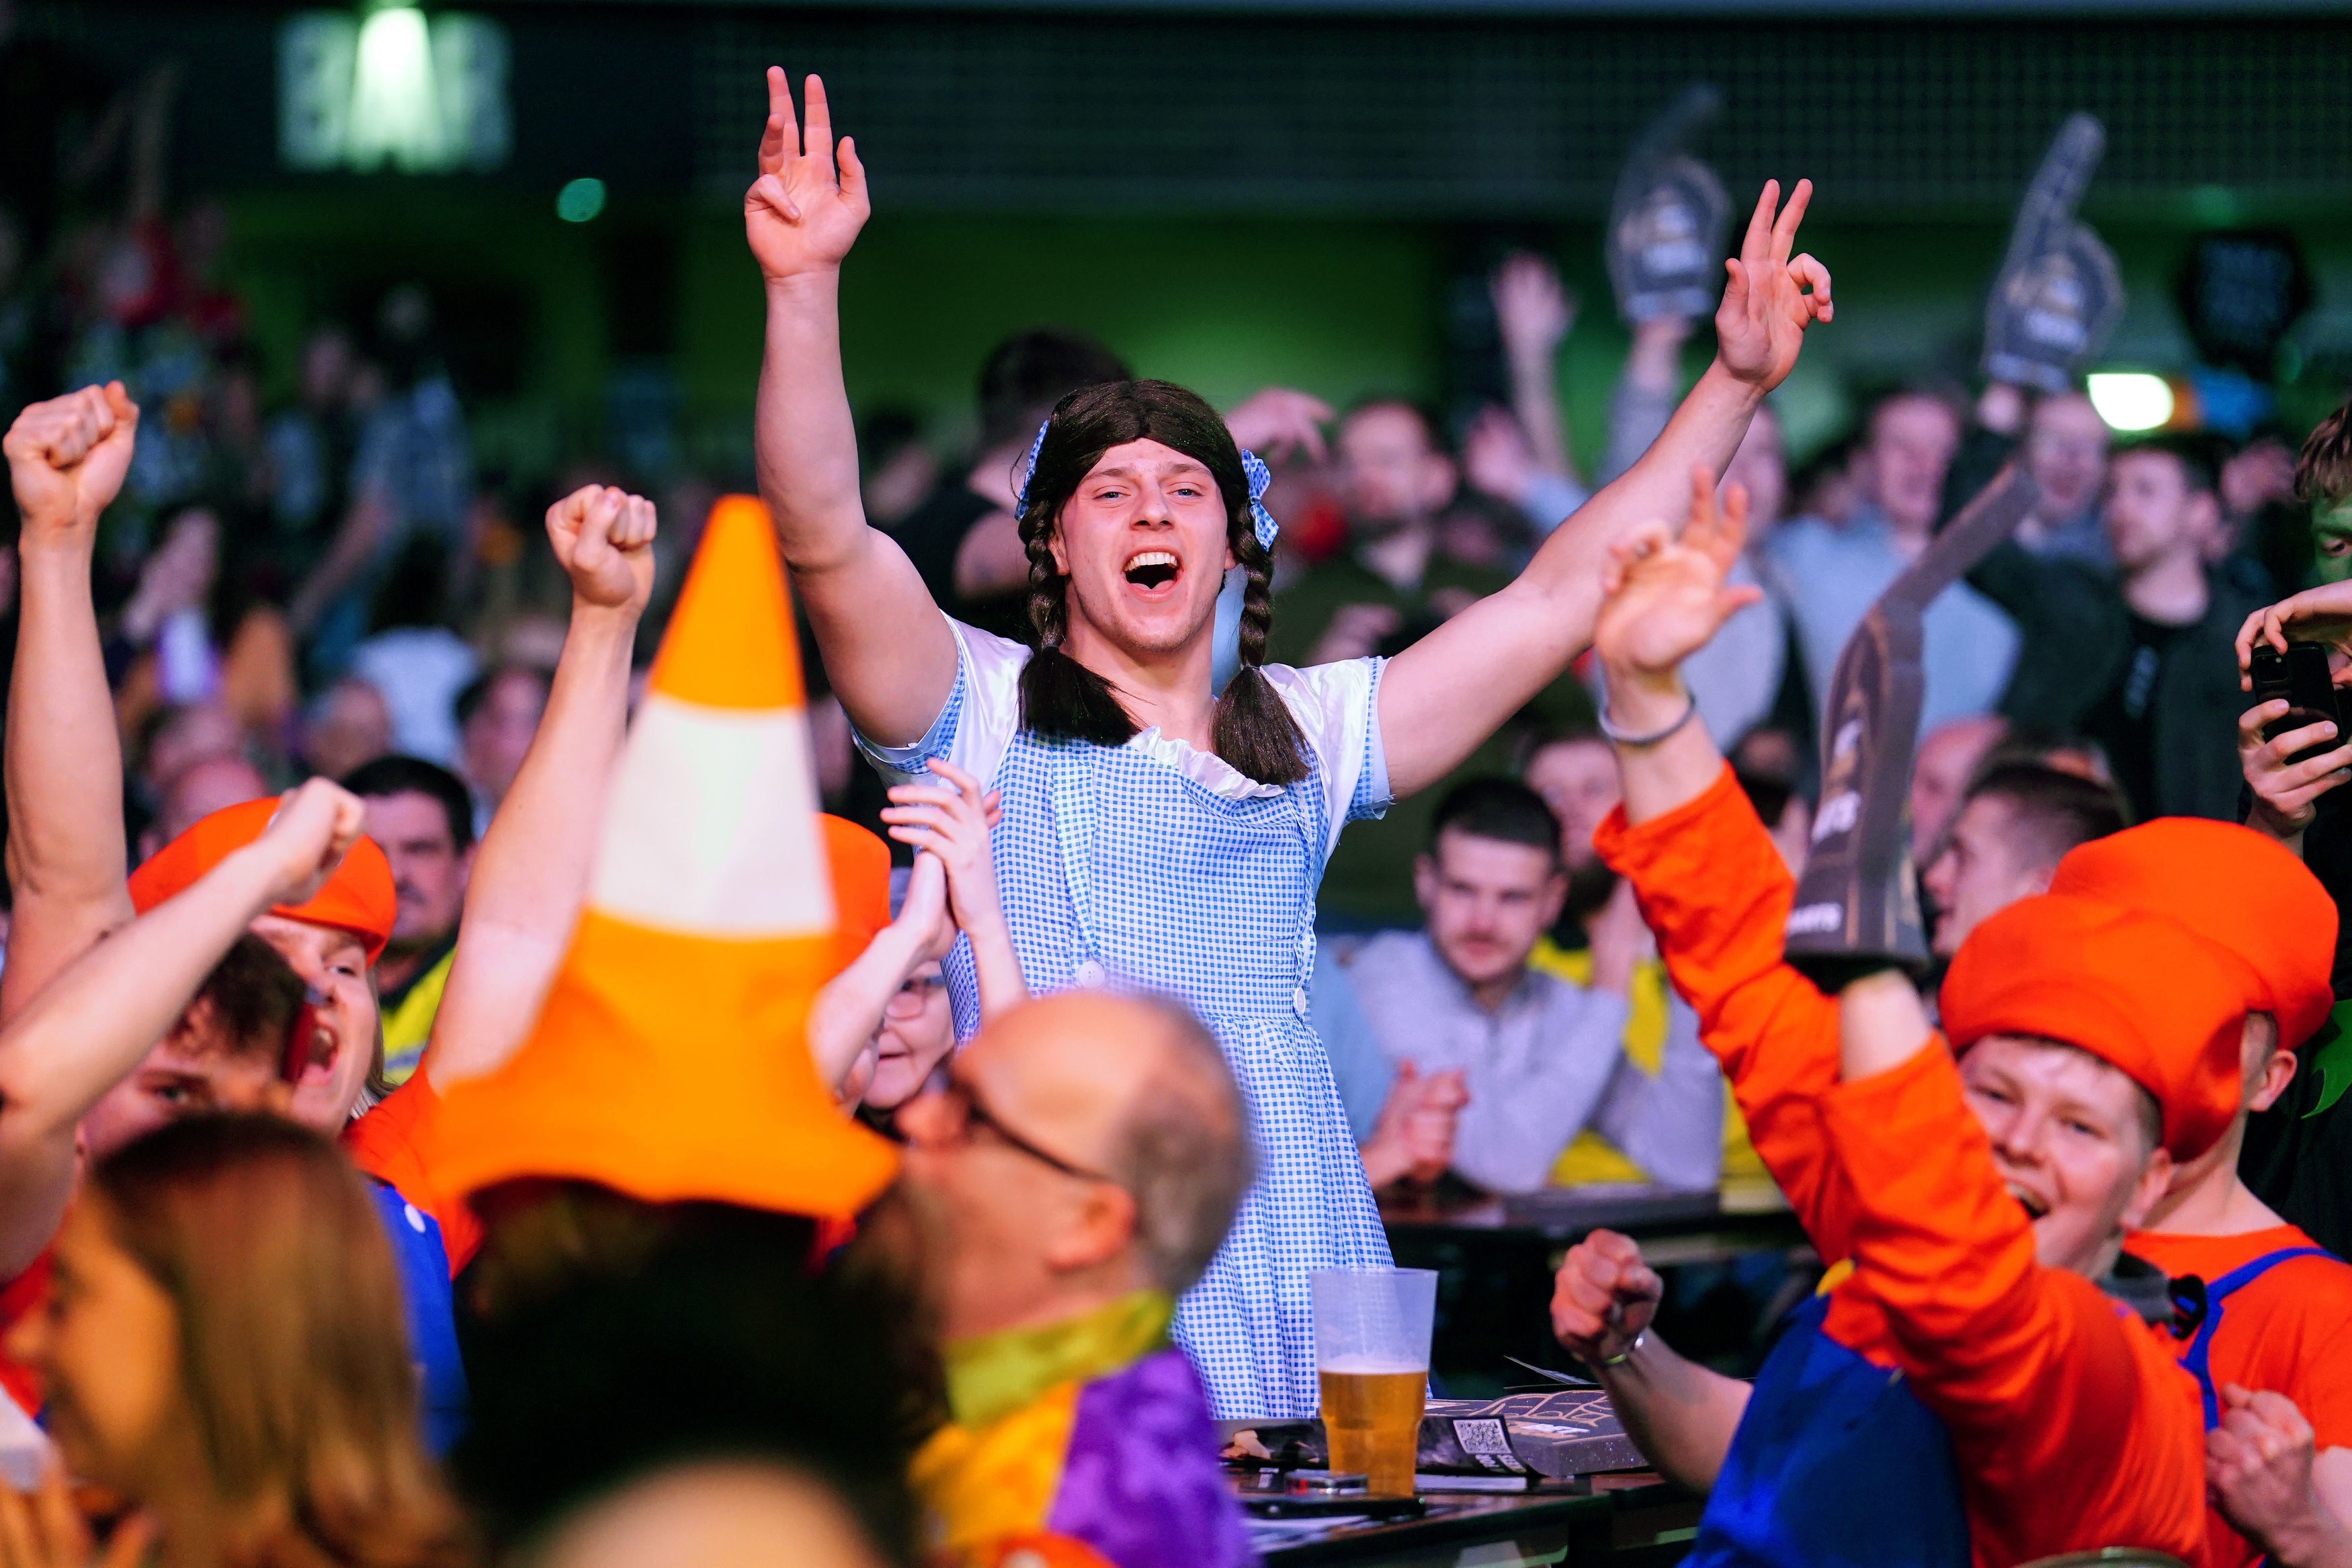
[1016,421,1280,551]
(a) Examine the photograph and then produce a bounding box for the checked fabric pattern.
[859,618,1394,1418]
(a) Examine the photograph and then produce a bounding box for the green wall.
[221,188,2352,494]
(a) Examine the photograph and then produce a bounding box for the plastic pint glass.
[1310,1268,1437,1496]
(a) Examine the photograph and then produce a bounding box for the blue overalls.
[368,1182,470,1452]
[1686,1293,1971,1567]
[2177,1246,2333,1429]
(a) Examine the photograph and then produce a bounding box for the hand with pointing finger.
[546,484,657,617]
[743,69,870,284]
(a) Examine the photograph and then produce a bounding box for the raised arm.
[1377,181,1831,797]
[810,853,950,1094]
[420,486,652,1090]
[1,386,140,1023]
[747,69,955,746]
[1580,471,1856,1249]
[0,779,363,1276]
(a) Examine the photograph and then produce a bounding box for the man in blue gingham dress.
[865,620,1396,1416]
[743,69,1833,1417]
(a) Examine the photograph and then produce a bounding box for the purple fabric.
[1046,1346,1257,1568]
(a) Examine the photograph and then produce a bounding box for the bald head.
[900,991,1254,1338]
[970,991,1252,1292]
[532,1462,888,1568]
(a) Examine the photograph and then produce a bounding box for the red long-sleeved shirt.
[1595,766,2211,1568]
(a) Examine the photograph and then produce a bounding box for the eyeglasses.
[927,1074,1116,1184]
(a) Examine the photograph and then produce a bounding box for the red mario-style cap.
[2048,818,2337,1049]
[128,797,396,964]
[1940,894,2254,1162]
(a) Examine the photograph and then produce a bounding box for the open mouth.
[2005,1182,2050,1221]
[1123,550,1180,592]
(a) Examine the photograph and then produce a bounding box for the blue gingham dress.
[861,617,1394,1418]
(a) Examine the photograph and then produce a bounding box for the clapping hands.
[882,758,1005,946]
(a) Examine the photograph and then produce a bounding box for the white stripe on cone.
[590,693,834,937]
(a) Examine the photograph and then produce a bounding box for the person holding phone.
[2234,570,2352,1263]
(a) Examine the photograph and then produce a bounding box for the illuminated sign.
[278,6,510,173]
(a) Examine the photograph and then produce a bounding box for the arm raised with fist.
[0,779,366,1276]
[2,385,142,1022]
[419,484,656,1089]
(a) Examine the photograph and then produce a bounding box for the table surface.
[1382,1180,1792,1239]
[1249,1483,1611,1565]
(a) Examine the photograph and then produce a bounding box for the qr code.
[1451,1418,1525,1471]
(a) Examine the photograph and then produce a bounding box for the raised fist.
[546,484,657,615]
[4,384,139,539]
[256,779,369,909]
[1550,1227,1661,1367]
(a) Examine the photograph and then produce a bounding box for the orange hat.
[428,494,899,1221]
[2049,818,2337,1049]
[1940,894,2254,1162]
[823,815,892,976]
[128,797,396,963]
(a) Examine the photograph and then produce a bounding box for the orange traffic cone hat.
[429,495,899,1220]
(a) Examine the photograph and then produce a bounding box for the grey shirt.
[1341,931,1723,1194]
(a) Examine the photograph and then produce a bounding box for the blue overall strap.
[2181,1247,2335,1430]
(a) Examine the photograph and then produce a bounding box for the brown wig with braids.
[1016,380,1309,786]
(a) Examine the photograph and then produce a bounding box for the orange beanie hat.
[427,494,898,1221]
[2048,817,2337,1049]
[128,797,396,963]
[1941,894,2255,1162]
[823,815,892,975]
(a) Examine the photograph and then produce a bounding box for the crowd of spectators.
[4,46,2352,1568]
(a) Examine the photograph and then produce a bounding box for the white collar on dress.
[1127,726,1287,801]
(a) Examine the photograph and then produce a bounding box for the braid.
[1209,523,1309,786]
[1015,501,1137,748]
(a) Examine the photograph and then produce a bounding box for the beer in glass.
[1310,1268,1437,1497]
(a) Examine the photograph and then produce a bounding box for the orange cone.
[429,496,899,1221]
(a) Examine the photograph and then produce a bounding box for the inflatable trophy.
[1982,113,2124,394]
[1783,469,2040,987]
[1607,85,1732,324]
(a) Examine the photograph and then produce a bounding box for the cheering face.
[1048,439,1235,662]
[249,916,378,1129]
[7,1199,185,1497]
[78,1008,285,1163]
[1957,1035,2171,1276]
